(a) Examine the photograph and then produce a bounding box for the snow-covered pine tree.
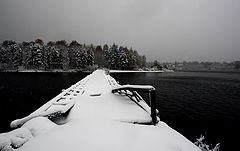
[127,47,137,70]
[103,44,110,68]
[0,44,4,64]
[94,45,104,67]
[1,41,16,69]
[0,43,10,70]
[55,40,70,70]
[141,55,146,68]
[108,43,119,69]
[133,50,143,68]
[20,42,33,69]
[82,45,88,67]
[0,43,9,64]
[62,47,70,70]
[76,45,87,69]
[118,46,128,70]
[24,42,34,69]
[69,41,81,69]
[86,45,94,66]
[49,46,61,69]
[32,43,43,70]
[42,45,51,70]
[12,43,23,70]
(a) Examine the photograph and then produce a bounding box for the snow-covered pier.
[0,70,200,151]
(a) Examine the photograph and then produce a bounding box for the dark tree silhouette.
[0,40,147,71]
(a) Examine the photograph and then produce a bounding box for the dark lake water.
[0,71,240,150]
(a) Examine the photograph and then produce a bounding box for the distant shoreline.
[0,69,174,73]
[0,69,82,73]
[2,69,239,74]
[109,70,173,73]
[178,70,240,74]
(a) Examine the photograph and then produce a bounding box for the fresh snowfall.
[0,70,200,151]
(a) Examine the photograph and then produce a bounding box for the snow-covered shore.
[19,69,78,72]
[110,69,174,73]
[2,69,174,73]
[0,70,198,151]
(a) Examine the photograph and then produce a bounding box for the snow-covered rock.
[0,128,32,151]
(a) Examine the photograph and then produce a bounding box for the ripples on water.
[111,72,240,151]
[0,71,239,151]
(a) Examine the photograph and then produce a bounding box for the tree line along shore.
[0,39,147,72]
[1,39,239,72]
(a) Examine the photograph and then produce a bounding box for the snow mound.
[0,128,32,151]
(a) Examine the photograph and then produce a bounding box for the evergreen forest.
[0,39,146,71]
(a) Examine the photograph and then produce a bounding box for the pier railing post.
[150,89,157,125]
[112,85,158,125]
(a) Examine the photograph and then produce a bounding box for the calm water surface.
[0,72,88,132]
[0,71,239,151]
[111,72,240,151]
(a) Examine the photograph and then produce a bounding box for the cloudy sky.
[0,0,240,62]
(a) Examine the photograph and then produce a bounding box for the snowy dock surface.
[1,70,200,151]
[68,71,153,123]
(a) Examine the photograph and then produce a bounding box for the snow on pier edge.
[1,70,199,151]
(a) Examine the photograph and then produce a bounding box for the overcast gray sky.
[0,0,240,62]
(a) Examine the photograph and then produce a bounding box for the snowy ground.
[110,69,174,73]
[0,70,199,151]
[110,70,164,73]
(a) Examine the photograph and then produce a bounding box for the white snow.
[112,84,155,91]
[110,70,165,73]
[1,70,200,151]
[0,127,32,151]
